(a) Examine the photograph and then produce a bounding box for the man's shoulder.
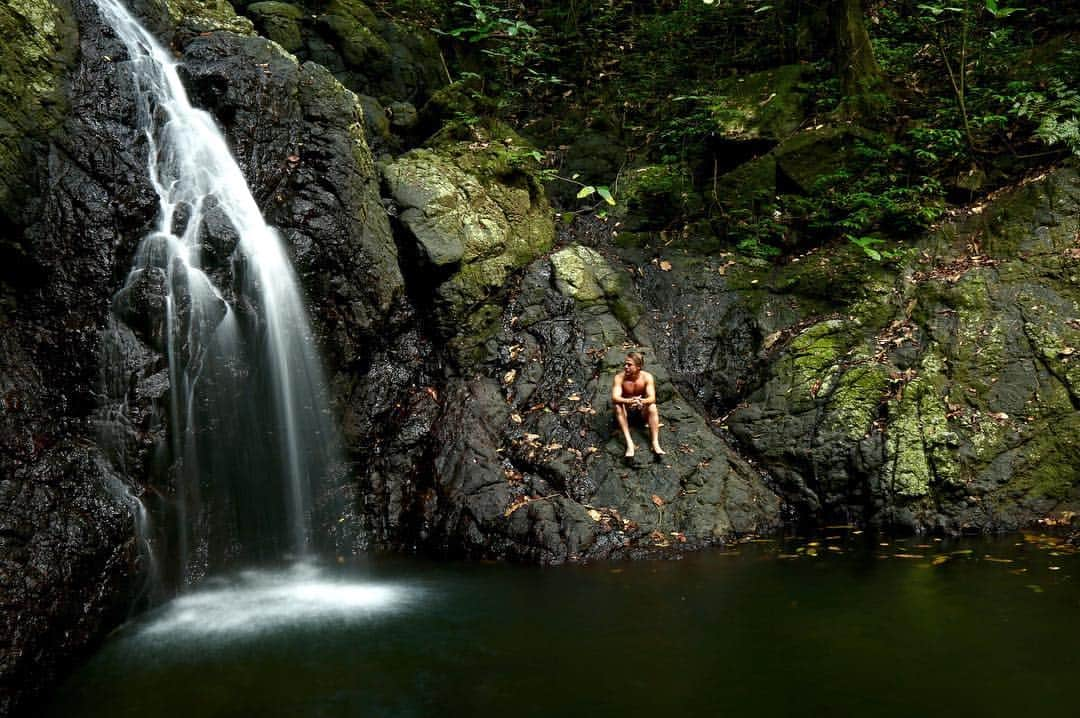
[642,370,656,381]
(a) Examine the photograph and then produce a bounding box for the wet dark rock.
[4,0,1079,712]
[723,168,1080,530]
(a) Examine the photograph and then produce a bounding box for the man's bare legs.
[647,404,665,455]
[615,404,635,457]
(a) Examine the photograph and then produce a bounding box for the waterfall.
[95,0,339,586]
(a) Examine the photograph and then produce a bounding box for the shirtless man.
[611,352,665,458]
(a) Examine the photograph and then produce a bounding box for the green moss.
[1005,414,1080,502]
[822,358,891,439]
[382,140,554,364]
[614,164,704,233]
[158,0,254,34]
[710,65,807,142]
[0,0,76,217]
[885,374,963,499]
[784,319,857,396]
[246,1,304,52]
[551,245,642,330]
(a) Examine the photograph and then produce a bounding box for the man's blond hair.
[626,351,644,369]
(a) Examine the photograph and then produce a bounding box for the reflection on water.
[46,535,1080,718]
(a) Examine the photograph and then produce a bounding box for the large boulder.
[381,134,555,363]
[351,242,781,561]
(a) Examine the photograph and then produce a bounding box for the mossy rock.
[711,64,807,143]
[884,376,960,498]
[382,139,554,363]
[550,245,642,330]
[712,153,777,215]
[313,0,444,105]
[157,0,255,35]
[614,164,704,232]
[245,1,304,52]
[317,11,389,68]
[0,0,77,219]
[773,125,874,194]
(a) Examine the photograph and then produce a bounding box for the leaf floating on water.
[587,509,602,522]
[510,413,523,424]
[983,556,1014,563]
[931,556,950,566]
[1025,584,1045,593]
[1049,566,1062,571]
[894,553,925,559]
[659,260,673,272]
[950,549,974,556]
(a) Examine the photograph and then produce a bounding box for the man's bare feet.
[625,444,635,458]
[652,444,666,456]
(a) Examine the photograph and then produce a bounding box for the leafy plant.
[434,0,536,43]
[847,234,903,262]
[915,0,1024,151]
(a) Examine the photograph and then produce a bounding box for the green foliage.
[434,0,536,43]
[435,0,564,116]
[846,235,903,262]
[996,57,1080,157]
[913,0,1026,151]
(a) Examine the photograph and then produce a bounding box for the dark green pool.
[45,534,1079,717]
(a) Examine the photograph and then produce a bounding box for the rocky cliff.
[1,0,1077,714]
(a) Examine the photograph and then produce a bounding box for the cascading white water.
[96,0,339,584]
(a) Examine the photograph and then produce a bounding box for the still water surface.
[47,535,1079,717]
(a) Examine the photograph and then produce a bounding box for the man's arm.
[612,372,629,405]
[642,373,657,406]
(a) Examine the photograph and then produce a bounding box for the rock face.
[2,0,1079,712]
[348,236,780,563]
[0,0,409,712]
[381,137,555,361]
[722,169,1080,530]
